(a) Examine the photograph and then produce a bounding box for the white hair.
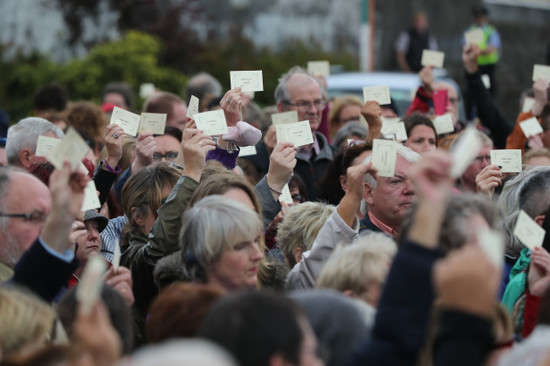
[363,143,420,188]
[127,339,238,366]
[6,117,63,166]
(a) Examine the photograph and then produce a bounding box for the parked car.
[325,71,465,120]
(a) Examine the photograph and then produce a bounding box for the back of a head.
[289,289,370,366]
[0,286,56,362]
[146,283,225,343]
[199,291,304,366]
[32,84,68,113]
[316,232,397,298]
[276,202,336,268]
[185,72,223,104]
[143,92,184,115]
[56,285,134,354]
[130,339,237,366]
[6,117,63,166]
[401,193,499,254]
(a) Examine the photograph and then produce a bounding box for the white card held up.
[533,64,550,83]
[36,135,61,157]
[139,113,167,135]
[433,113,455,135]
[477,228,504,268]
[464,28,485,45]
[520,117,543,138]
[139,83,156,99]
[522,97,535,113]
[514,210,546,250]
[363,86,391,105]
[490,149,522,173]
[194,109,228,136]
[276,121,314,147]
[110,106,141,137]
[112,239,121,274]
[450,127,483,178]
[279,184,293,204]
[371,139,397,177]
[238,145,257,157]
[81,180,101,212]
[230,70,264,92]
[187,95,199,119]
[307,61,330,77]
[76,255,107,315]
[381,120,407,141]
[421,50,445,68]
[271,111,299,126]
[47,127,90,172]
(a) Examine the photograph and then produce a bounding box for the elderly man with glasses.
[272,67,336,200]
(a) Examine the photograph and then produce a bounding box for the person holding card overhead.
[463,5,501,97]
[5,117,64,171]
[359,144,420,238]
[272,66,336,200]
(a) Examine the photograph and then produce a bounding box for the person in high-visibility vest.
[463,5,501,120]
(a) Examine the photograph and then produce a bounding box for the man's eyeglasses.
[284,99,325,112]
[0,212,47,223]
[152,152,179,161]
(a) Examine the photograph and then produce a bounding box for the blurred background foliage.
[0,0,357,122]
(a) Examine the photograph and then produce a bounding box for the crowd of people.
[0,5,550,365]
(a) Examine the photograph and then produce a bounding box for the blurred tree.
[0,31,187,121]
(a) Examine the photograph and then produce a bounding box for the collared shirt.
[297,133,320,161]
[368,211,398,239]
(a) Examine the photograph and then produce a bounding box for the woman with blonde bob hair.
[180,195,264,291]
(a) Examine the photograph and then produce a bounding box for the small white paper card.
[307,61,330,77]
[514,210,546,250]
[187,95,199,119]
[450,127,483,178]
[533,64,550,83]
[276,121,314,147]
[421,50,445,68]
[230,70,264,92]
[490,149,522,173]
[363,86,391,105]
[139,113,166,135]
[81,180,101,212]
[478,228,504,267]
[112,239,121,273]
[522,97,535,113]
[110,106,141,137]
[139,83,156,99]
[239,145,257,157]
[271,111,299,126]
[194,109,228,136]
[372,139,397,177]
[279,184,293,204]
[36,135,61,157]
[433,113,455,135]
[520,117,543,138]
[76,255,107,315]
[464,28,484,45]
[47,127,90,172]
[381,120,407,141]
[481,74,491,89]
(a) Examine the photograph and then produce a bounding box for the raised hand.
[266,142,297,199]
[475,164,502,197]
[182,120,216,182]
[132,131,156,173]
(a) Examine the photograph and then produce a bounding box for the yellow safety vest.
[469,25,499,65]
